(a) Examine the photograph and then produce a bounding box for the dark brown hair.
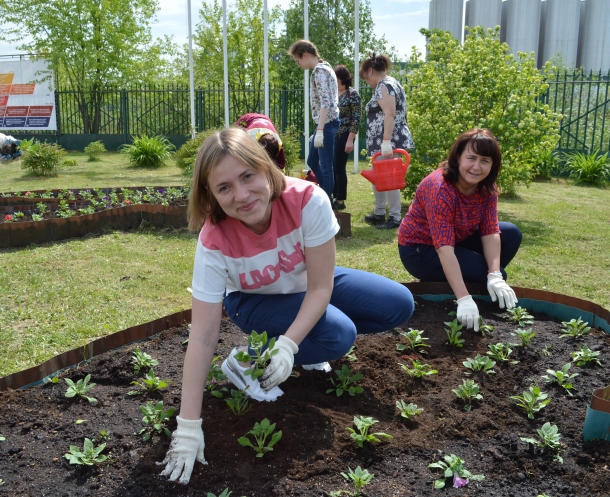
[258,133,280,160]
[288,39,320,59]
[359,53,392,78]
[334,64,353,88]
[441,128,502,196]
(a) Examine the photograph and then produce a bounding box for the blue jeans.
[398,222,522,284]
[223,267,414,365]
[308,119,340,200]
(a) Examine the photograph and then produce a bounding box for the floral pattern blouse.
[310,61,339,124]
[365,76,414,155]
[337,87,362,136]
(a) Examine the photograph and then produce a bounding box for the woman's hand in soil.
[486,273,517,309]
[456,296,480,332]
[159,416,207,485]
[260,335,299,392]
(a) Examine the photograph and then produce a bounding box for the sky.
[0,0,431,61]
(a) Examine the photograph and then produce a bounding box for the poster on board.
[0,59,57,131]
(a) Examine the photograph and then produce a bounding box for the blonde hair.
[288,39,320,59]
[187,127,287,231]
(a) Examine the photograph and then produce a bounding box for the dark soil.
[1,298,609,497]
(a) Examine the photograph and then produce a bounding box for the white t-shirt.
[191,177,340,303]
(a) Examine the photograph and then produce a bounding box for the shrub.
[281,124,302,176]
[120,134,175,168]
[532,148,560,180]
[562,149,609,187]
[20,139,66,176]
[406,26,562,197]
[175,129,221,179]
[84,140,107,161]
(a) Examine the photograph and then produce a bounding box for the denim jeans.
[308,118,340,200]
[223,267,414,365]
[333,130,350,201]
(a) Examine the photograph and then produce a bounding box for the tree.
[405,27,562,198]
[0,0,174,133]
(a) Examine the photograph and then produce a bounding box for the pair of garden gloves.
[456,272,517,331]
[159,335,299,485]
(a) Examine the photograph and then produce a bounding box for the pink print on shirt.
[239,242,305,289]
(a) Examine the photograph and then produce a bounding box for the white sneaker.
[301,362,332,372]
[221,348,283,402]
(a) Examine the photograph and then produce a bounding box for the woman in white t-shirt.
[160,127,414,485]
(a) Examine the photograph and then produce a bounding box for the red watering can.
[361,149,410,192]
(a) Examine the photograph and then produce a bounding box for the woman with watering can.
[398,129,522,331]
[360,53,414,230]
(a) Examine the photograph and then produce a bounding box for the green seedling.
[206,356,228,398]
[463,354,496,375]
[344,345,358,362]
[139,401,175,441]
[571,345,602,367]
[207,489,244,497]
[64,438,107,465]
[541,363,578,396]
[477,317,494,337]
[396,400,424,420]
[346,416,393,448]
[486,342,518,364]
[452,379,483,411]
[396,328,429,353]
[326,364,364,397]
[237,418,282,457]
[398,359,438,378]
[520,422,563,463]
[130,348,158,374]
[428,453,485,489]
[65,374,97,404]
[506,306,534,327]
[96,429,108,442]
[234,331,279,380]
[128,368,171,395]
[511,328,536,347]
[330,466,375,497]
[510,385,551,419]
[225,388,251,416]
[444,319,465,347]
[560,318,591,339]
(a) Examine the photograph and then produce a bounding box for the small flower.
[453,474,469,488]
[124,199,131,205]
[24,191,32,197]
[4,214,12,221]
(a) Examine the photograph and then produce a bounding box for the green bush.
[20,139,66,177]
[563,149,610,187]
[406,26,562,197]
[120,135,175,168]
[84,140,107,161]
[175,129,221,179]
[281,125,302,176]
[531,148,560,180]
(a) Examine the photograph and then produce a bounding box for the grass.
[1,153,609,377]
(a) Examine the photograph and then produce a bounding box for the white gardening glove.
[456,295,480,332]
[487,272,518,309]
[380,140,393,157]
[260,335,299,392]
[159,416,206,485]
[314,130,324,148]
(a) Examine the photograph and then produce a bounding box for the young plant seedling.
[510,385,552,419]
[506,306,534,327]
[396,400,424,420]
[541,363,578,396]
[398,359,438,378]
[444,319,465,348]
[520,422,563,463]
[344,345,358,362]
[463,354,496,375]
[64,438,107,465]
[477,317,494,337]
[396,328,429,353]
[486,342,518,364]
[225,388,251,416]
[560,318,591,339]
[330,466,375,497]
[207,489,244,497]
[130,348,158,374]
[128,368,171,395]
[428,453,485,489]
[452,379,483,411]
[237,418,282,457]
[571,345,602,367]
[65,374,97,404]
[139,401,175,441]
[206,356,228,398]
[511,328,536,347]
[346,416,393,448]
[234,331,279,380]
[326,364,364,397]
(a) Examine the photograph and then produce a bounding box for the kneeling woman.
[398,128,522,331]
[161,128,414,484]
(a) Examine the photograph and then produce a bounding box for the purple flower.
[453,474,469,488]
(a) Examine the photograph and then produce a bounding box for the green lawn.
[1,152,609,377]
